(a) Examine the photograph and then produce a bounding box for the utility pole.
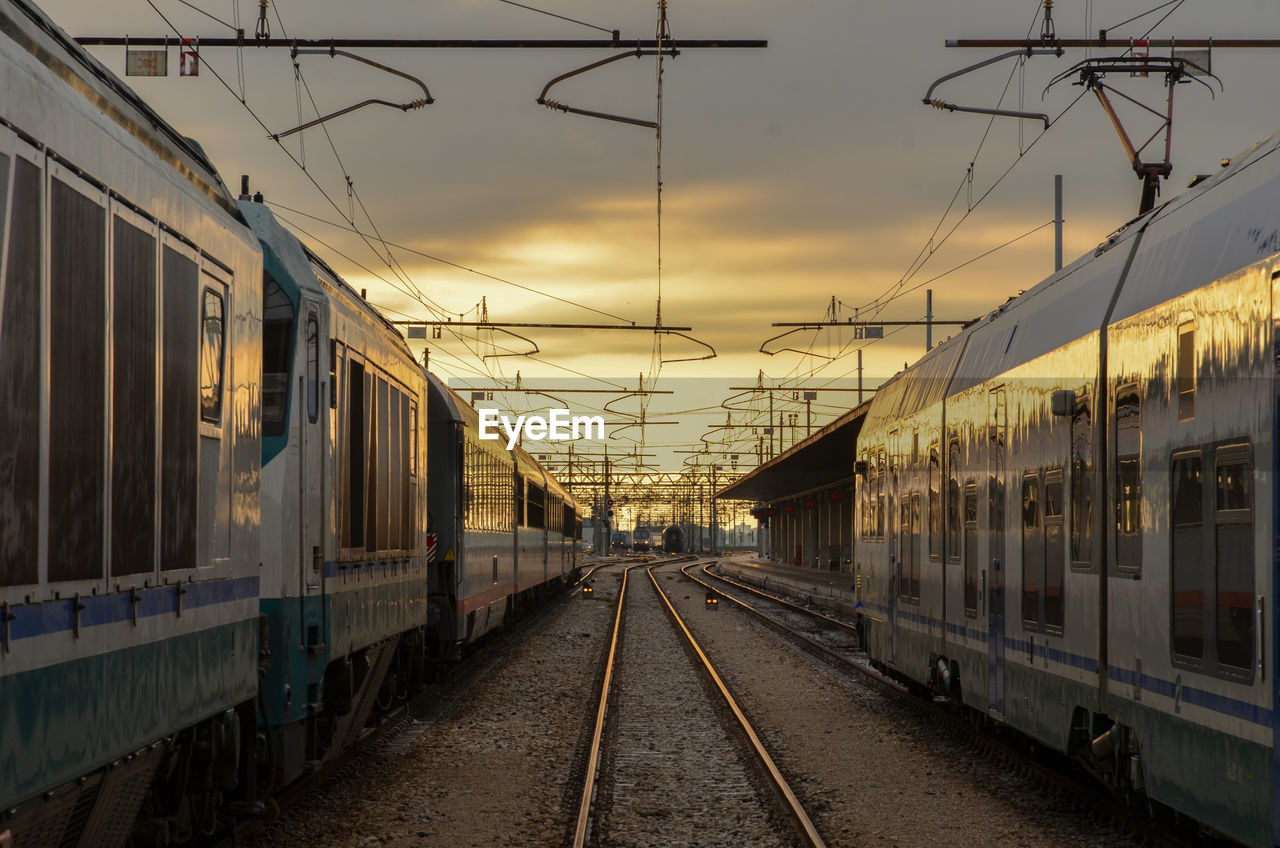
[858,350,863,405]
[926,289,933,352]
[1055,174,1064,272]
[710,465,719,555]
[803,391,817,436]
[600,454,611,555]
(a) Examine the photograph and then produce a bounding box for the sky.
[39,0,1280,474]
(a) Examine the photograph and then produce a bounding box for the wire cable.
[495,0,616,35]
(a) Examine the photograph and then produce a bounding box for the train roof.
[865,125,1280,430]
[3,0,235,209]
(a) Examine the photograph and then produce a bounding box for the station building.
[716,402,869,573]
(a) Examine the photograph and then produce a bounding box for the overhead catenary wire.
[262,200,638,325]
[495,0,616,36]
[142,0,517,385]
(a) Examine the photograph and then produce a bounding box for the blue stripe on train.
[864,600,1268,727]
[7,575,259,641]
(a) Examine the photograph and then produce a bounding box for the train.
[0,2,580,844]
[663,525,684,553]
[631,527,652,552]
[854,122,1280,845]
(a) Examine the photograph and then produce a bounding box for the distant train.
[0,3,579,844]
[855,122,1280,846]
[663,525,684,554]
[632,527,652,552]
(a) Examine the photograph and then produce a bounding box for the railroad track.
[692,562,1211,848]
[571,558,825,848]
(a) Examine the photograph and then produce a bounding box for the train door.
[300,304,325,596]
[988,386,1007,716]
[888,437,899,665]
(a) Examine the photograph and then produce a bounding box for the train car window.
[1044,470,1064,630]
[910,493,921,600]
[1170,452,1204,662]
[898,501,910,599]
[876,451,886,539]
[111,214,157,577]
[947,438,960,562]
[462,438,476,531]
[928,445,941,559]
[388,386,402,546]
[860,454,871,540]
[963,482,978,616]
[409,401,417,477]
[400,394,411,547]
[0,155,39,587]
[160,244,199,572]
[1070,394,1092,569]
[48,177,107,582]
[375,377,390,548]
[1114,385,1142,573]
[1177,322,1195,421]
[344,359,365,548]
[305,312,319,424]
[1215,446,1253,673]
[329,338,338,409]
[200,287,225,424]
[408,400,418,546]
[517,474,526,527]
[1021,474,1042,627]
[261,273,294,437]
[528,483,546,530]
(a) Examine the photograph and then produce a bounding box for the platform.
[712,555,859,617]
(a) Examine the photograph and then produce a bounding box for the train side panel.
[0,2,261,840]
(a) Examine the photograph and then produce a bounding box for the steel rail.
[646,564,828,848]
[570,558,666,848]
[703,564,862,637]
[684,563,899,693]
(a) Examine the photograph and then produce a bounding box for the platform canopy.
[715,401,869,503]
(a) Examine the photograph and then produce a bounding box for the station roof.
[715,400,870,503]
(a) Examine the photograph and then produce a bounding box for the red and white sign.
[1131,38,1149,77]
[425,533,438,563]
[180,38,199,77]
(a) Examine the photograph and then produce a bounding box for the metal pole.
[1055,174,1064,272]
[711,466,718,555]
[858,350,863,405]
[926,289,933,352]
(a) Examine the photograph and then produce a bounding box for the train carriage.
[237,198,431,787]
[0,1,263,842]
[425,376,582,659]
[856,128,1280,846]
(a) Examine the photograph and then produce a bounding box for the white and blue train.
[0,2,581,844]
[856,122,1280,845]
